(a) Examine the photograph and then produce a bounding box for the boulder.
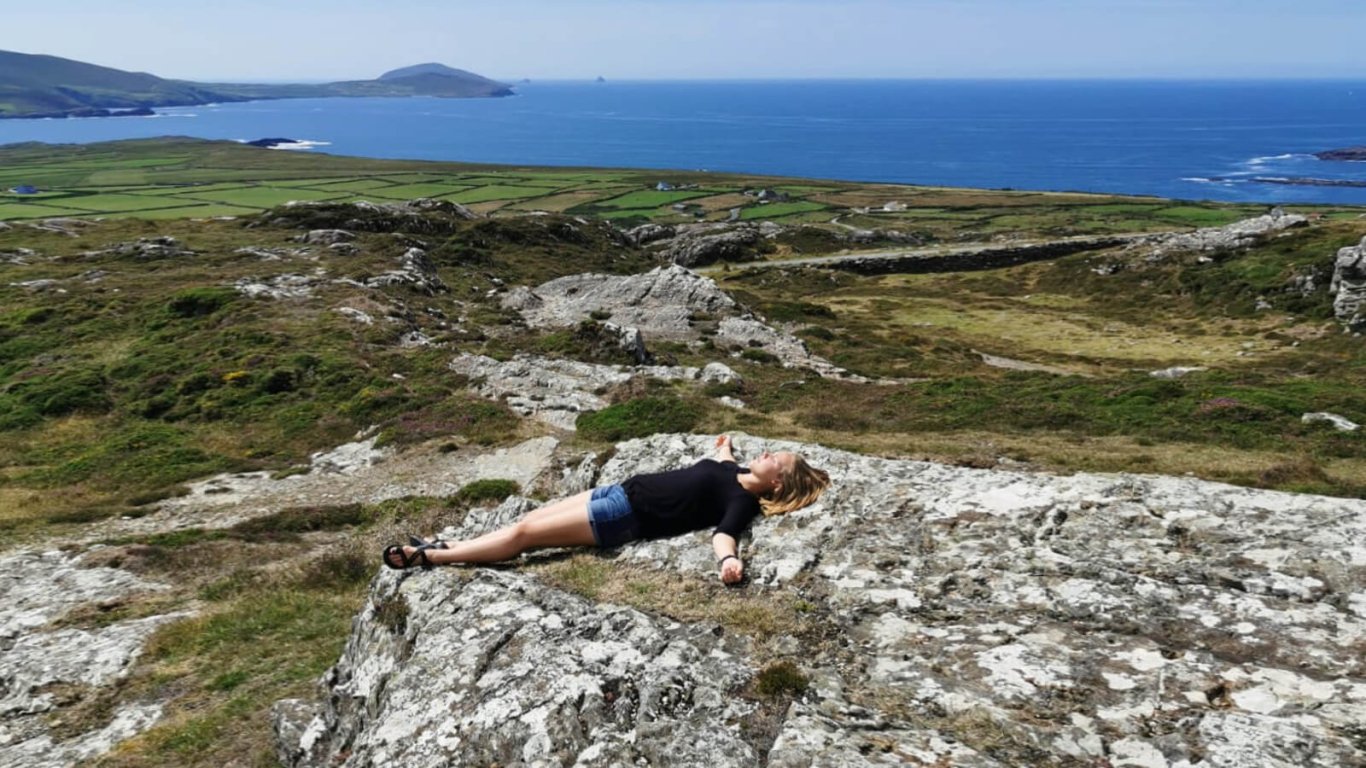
[624,222,676,246]
[662,224,765,267]
[1329,235,1366,330]
[299,229,356,245]
[699,362,742,385]
[278,433,1366,765]
[1301,412,1360,432]
[503,266,856,379]
[362,247,447,295]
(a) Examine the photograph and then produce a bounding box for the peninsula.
[0,50,513,119]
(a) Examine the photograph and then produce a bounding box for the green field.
[8,137,1337,241]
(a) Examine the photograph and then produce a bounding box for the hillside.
[0,139,1363,766]
[0,50,512,119]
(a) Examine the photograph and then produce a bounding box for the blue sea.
[3,80,1366,204]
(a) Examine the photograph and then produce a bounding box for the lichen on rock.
[278,433,1366,766]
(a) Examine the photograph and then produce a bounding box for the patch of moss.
[576,396,704,442]
[457,478,521,504]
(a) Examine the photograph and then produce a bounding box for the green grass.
[443,185,554,204]
[590,189,718,210]
[183,186,348,208]
[738,201,828,220]
[364,182,477,199]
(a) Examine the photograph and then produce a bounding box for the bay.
[2,79,1365,204]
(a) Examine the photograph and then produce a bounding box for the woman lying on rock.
[382,435,830,584]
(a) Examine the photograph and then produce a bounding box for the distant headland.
[0,50,513,120]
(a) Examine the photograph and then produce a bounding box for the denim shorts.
[587,484,640,548]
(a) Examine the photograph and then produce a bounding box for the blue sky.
[4,0,1365,81]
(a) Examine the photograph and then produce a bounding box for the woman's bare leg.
[389,490,595,566]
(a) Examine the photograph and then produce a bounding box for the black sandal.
[381,537,449,570]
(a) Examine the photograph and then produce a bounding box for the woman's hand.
[719,555,744,585]
[714,434,736,463]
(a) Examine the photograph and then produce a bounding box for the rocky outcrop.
[278,433,1366,767]
[299,229,357,245]
[254,199,479,235]
[503,265,740,337]
[1329,235,1366,331]
[0,550,181,767]
[360,247,447,294]
[274,567,759,768]
[235,271,324,299]
[27,219,93,236]
[1314,146,1366,162]
[502,265,855,378]
[661,224,766,267]
[1,246,35,264]
[623,222,676,246]
[1134,208,1308,261]
[82,236,194,260]
[449,353,706,430]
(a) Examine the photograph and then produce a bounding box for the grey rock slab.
[592,434,1366,762]
[278,568,759,768]
[449,353,701,431]
[1302,411,1360,432]
[0,703,164,768]
[0,550,167,642]
[504,264,741,339]
[1135,208,1309,261]
[0,550,178,768]
[1329,235,1366,330]
[504,265,856,379]
[0,614,189,717]
[277,432,1366,765]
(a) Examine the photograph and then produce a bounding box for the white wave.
[1245,152,1310,167]
[269,139,332,151]
[1181,177,1215,183]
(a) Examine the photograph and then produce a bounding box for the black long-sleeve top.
[620,459,761,540]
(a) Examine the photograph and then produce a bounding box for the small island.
[1315,146,1366,161]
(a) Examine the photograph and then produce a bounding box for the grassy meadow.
[2,137,1364,765]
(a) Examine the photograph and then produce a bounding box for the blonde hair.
[760,454,831,517]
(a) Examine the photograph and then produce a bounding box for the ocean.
[3,79,1366,204]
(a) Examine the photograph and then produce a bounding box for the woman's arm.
[712,532,744,585]
[713,434,737,464]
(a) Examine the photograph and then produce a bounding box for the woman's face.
[750,450,796,491]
